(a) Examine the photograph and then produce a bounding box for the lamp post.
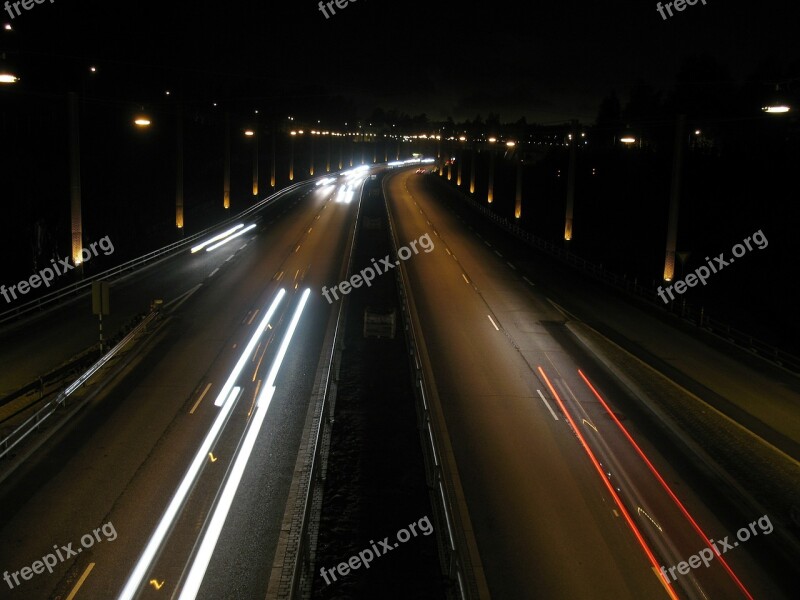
[289,131,296,181]
[469,141,476,194]
[270,126,276,189]
[564,121,577,242]
[457,136,466,186]
[176,102,184,231]
[487,137,496,202]
[68,92,83,272]
[223,112,231,209]
[515,155,522,220]
[252,125,259,197]
[326,134,331,172]
[309,131,315,176]
[663,114,686,282]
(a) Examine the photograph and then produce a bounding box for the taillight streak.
[537,366,679,600]
[577,369,754,600]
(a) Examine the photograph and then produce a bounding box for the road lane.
[384,167,786,599]
[385,168,665,599]
[0,177,362,599]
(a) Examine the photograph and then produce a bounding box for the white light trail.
[116,385,242,600]
[178,288,312,599]
[191,224,244,253]
[214,289,286,407]
[206,224,257,252]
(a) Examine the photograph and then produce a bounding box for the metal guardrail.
[0,179,314,326]
[0,309,158,461]
[449,181,800,375]
[382,176,473,599]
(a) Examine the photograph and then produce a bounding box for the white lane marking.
[209,268,219,277]
[484,241,492,247]
[537,389,560,421]
[523,276,535,286]
[445,248,451,255]
[462,274,470,284]
[494,250,502,257]
[506,261,516,270]
[247,309,260,325]
[226,254,234,262]
[190,382,213,414]
[487,315,499,330]
[239,244,247,250]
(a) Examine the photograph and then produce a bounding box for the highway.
[0,173,365,599]
[383,167,791,599]
[0,164,794,600]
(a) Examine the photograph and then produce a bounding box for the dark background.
[1,0,798,349]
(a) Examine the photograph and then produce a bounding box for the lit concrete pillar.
[289,132,295,181]
[176,103,184,229]
[564,120,577,241]
[309,133,315,176]
[223,112,231,208]
[487,148,495,203]
[664,114,686,282]
[270,128,276,188]
[469,145,476,193]
[68,92,83,270]
[326,136,331,172]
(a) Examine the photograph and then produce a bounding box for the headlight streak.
[214,289,286,407]
[116,385,243,600]
[191,224,245,253]
[205,224,257,252]
[178,288,312,599]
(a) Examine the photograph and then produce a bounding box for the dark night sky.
[4,0,798,123]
